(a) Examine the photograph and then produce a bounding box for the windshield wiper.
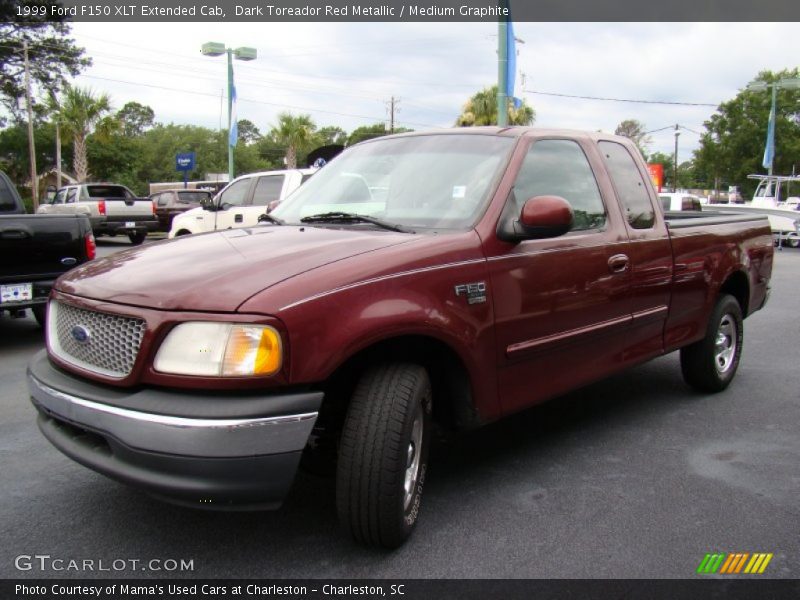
[257,213,285,225]
[299,212,413,233]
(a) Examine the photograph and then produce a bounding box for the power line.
[524,88,718,107]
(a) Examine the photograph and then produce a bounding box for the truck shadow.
[21,355,699,577]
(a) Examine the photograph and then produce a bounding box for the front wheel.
[336,363,432,548]
[680,294,743,392]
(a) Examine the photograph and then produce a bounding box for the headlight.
[154,322,282,377]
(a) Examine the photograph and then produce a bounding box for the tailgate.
[0,215,89,281]
[104,199,154,218]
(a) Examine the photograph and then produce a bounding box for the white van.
[168,168,315,237]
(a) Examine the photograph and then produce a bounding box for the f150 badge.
[454,281,487,305]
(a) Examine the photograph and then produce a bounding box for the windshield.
[272,134,514,231]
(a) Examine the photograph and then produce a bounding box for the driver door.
[213,177,254,230]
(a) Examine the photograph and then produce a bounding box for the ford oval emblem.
[61,257,77,266]
[70,325,91,344]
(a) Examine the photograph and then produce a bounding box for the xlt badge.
[454,282,487,305]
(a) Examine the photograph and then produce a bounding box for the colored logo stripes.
[697,552,773,574]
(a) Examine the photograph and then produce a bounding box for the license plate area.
[125,221,136,229]
[1,283,33,303]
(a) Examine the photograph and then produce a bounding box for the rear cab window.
[598,141,655,229]
[85,185,131,199]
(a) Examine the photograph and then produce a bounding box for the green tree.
[694,68,800,197]
[237,119,261,145]
[0,3,90,120]
[49,85,112,182]
[316,125,348,146]
[345,123,412,147]
[614,119,652,157]
[116,102,155,137]
[269,112,316,169]
[455,85,535,127]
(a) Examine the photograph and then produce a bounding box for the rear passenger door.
[597,141,673,359]
[489,138,633,414]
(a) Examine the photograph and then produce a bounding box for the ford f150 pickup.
[0,171,95,325]
[27,128,772,548]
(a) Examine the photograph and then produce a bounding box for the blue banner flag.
[506,20,521,109]
[762,96,775,170]
[229,82,238,148]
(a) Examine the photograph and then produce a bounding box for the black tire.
[680,294,743,393]
[787,235,800,249]
[32,305,46,328]
[336,363,432,549]
[128,231,146,245]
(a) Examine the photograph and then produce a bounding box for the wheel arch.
[319,334,481,434]
[719,269,750,317]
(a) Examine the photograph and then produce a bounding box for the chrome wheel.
[714,314,737,374]
[403,407,423,510]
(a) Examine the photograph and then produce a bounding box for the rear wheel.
[680,294,743,392]
[128,231,146,245]
[336,363,432,548]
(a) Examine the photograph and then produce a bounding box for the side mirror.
[201,198,215,211]
[266,200,280,214]
[498,195,574,242]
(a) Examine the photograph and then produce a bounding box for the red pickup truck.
[27,128,772,548]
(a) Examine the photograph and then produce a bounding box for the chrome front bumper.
[27,350,323,509]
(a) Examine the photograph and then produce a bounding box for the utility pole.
[673,124,680,193]
[386,96,399,134]
[23,41,39,210]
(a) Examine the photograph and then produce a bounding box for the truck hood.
[57,226,416,312]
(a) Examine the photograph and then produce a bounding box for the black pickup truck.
[0,171,95,325]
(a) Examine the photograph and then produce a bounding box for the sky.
[66,21,796,160]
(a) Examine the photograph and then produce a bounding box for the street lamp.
[201,42,257,183]
[747,77,800,176]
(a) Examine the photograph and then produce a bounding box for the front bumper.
[27,350,322,509]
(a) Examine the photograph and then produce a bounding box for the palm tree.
[270,112,316,169]
[455,85,535,127]
[49,85,112,182]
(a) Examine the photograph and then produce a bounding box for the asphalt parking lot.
[1,239,798,579]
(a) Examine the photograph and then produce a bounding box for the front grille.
[48,300,146,378]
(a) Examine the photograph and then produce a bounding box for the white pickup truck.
[168,169,314,238]
[37,183,158,244]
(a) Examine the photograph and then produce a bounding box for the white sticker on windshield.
[452,186,466,199]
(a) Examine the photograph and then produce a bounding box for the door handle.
[608,254,630,273]
[234,214,243,223]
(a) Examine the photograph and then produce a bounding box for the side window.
[53,189,67,205]
[157,193,169,207]
[513,139,607,231]
[0,176,16,211]
[659,196,671,211]
[251,176,285,206]
[598,141,655,229]
[66,188,77,203]
[217,178,251,208]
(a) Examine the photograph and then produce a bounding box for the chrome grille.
[48,300,146,378]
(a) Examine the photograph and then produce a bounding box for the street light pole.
[227,48,234,183]
[201,42,257,183]
[673,124,680,192]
